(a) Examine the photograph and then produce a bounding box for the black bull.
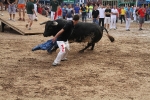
[40,19,115,53]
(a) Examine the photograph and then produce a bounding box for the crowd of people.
[36,2,149,31]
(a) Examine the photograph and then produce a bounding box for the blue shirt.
[74,6,80,13]
[126,10,131,18]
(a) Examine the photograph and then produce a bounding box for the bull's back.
[74,23,103,43]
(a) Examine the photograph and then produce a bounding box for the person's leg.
[53,41,66,65]
[104,17,107,28]
[51,11,55,20]
[120,15,123,24]
[110,17,113,29]
[18,7,22,20]
[125,18,128,30]
[128,18,131,29]
[0,2,3,15]
[123,15,125,22]
[113,17,117,29]
[102,18,104,28]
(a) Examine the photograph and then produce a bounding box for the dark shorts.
[139,17,145,24]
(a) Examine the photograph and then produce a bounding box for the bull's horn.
[40,21,48,25]
[53,21,58,26]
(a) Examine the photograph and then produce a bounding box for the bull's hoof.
[79,50,84,53]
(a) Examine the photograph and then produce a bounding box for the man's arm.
[36,0,39,4]
[52,29,64,42]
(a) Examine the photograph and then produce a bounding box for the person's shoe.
[1,13,3,16]
[22,18,25,21]
[139,28,142,31]
[28,27,31,30]
[8,18,12,20]
[26,24,28,28]
[52,62,59,66]
[126,29,130,31]
[18,18,22,21]
[12,19,15,22]
[61,58,67,61]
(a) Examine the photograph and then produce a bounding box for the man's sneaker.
[126,29,130,31]
[12,19,15,22]
[8,18,12,20]
[22,18,25,21]
[18,18,22,21]
[1,13,3,16]
[28,27,31,30]
[61,58,67,61]
[139,28,142,31]
[52,62,59,66]
[26,24,28,28]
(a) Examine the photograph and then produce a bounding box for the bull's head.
[40,21,58,37]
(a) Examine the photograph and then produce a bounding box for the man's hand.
[52,37,57,43]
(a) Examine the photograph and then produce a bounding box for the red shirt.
[57,8,62,16]
[138,8,146,18]
[38,7,42,14]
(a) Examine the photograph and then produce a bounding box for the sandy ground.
[0,21,150,100]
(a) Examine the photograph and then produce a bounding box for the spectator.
[104,4,111,30]
[120,6,126,24]
[17,0,27,21]
[50,0,59,20]
[62,5,67,19]
[98,5,105,27]
[138,5,146,30]
[89,3,93,18]
[110,5,118,30]
[66,4,73,20]
[37,4,42,14]
[125,6,132,31]
[92,5,99,25]
[3,0,9,11]
[26,0,37,30]
[133,5,137,21]
[0,0,4,15]
[81,4,86,22]
[42,6,49,17]
[8,0,17,21]
[85,4,89,18]
[54,5,62,20]
[74,3,80,15]
[33,0,39,21]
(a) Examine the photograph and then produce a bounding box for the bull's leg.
[79,43,92,53]
[90,43,95,50]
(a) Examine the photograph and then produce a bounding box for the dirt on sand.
[0,22,150,100]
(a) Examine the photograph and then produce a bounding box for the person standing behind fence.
[66,4,73,20]
[98,5,105,28]
[17,0,26,21]
[74,3,80,15]
[0,0,4,16]
[7,0,17,21]
[104,5,111,30]
[54,5,62,20]
[89,4,93,18]
[32,0,39,21]
[125,6,132,31]
[26,0,37,30]
[62,5,67,19]
[110,5,118,30]
[138,5,146,30]
[92,5,99,25]
[81,4,86,22]
[50,0,59,20]
[120,6,126,24]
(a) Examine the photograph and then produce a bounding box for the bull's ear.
[52,21,58,26]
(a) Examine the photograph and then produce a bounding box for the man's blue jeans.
[93,18,99,25]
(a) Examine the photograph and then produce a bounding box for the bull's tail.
[103,27,115,42]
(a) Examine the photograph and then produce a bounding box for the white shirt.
[98,8,105,18]
[111,8,118,17]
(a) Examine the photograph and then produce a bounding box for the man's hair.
[73,15,79,21]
